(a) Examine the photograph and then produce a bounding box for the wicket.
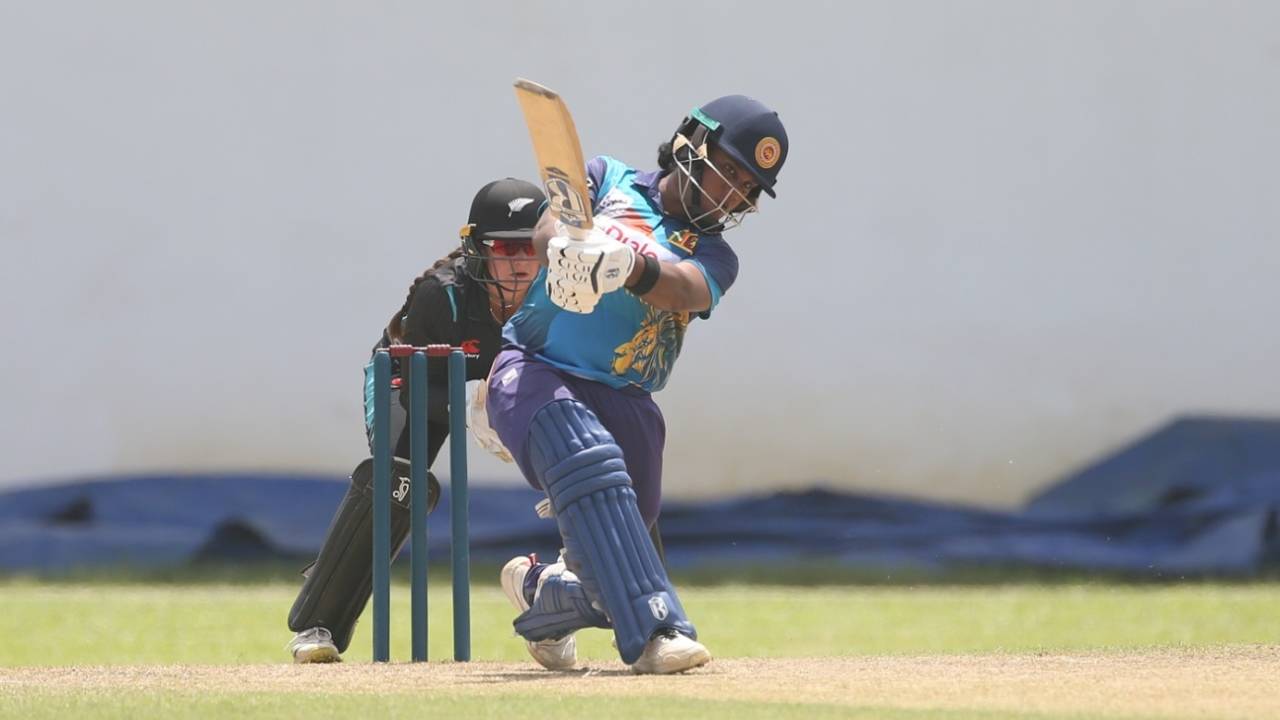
[371,344,470,663]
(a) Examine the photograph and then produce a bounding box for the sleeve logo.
[669,229,699,253]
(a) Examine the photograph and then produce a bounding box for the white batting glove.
[468,380,513,463]
[546,264,602,314]
[546,225,635,302]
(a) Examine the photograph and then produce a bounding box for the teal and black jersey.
[365,254,497,438]
[503,156,739,393]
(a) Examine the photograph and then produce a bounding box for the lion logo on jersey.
[612,307,690,385]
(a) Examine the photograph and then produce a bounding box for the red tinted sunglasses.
[483,238,536,257]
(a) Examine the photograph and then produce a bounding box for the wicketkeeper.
[285,178,544,662]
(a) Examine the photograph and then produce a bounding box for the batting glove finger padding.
[547,231,635,297]
[545,266,601,314]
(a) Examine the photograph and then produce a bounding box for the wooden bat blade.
[513,78,592,240]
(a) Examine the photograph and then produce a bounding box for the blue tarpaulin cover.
[1,416,1276,575]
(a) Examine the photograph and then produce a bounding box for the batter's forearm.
[626,257,712,312]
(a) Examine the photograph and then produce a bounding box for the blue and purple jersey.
[503,155,739,393]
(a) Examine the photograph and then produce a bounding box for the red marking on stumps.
[387,343,457,358]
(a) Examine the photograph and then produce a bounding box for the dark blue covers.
[2,416,1277,575]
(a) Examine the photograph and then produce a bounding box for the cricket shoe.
[288,626,340,664]
[630,628,712,675]
[501,554,578,670]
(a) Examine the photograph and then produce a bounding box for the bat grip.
[555,218,593,243]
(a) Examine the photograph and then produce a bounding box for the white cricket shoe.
[501,554,578,671]
[630,628,712,675]
[288,627,341,664]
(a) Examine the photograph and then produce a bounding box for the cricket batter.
[487,95,790,673]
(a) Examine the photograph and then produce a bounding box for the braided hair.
[386,246,464,342]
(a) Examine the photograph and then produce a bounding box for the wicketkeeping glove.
[468,380,513,463]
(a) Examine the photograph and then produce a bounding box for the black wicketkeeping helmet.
[459,178,545,281]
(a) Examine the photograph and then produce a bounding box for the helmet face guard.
[459,224,539,296]
[670,109,759,233]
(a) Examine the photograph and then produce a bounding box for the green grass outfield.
[1,578,1277,719]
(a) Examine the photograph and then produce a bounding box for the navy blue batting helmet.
[692,95,788,198]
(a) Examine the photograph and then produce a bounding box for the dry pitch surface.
[4,647,1278,718]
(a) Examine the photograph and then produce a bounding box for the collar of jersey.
[629,168,665,209]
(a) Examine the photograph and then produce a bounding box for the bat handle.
[556,218,593,243]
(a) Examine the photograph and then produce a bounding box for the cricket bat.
[513,78,593,242]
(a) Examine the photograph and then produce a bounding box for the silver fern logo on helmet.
[507,197,535,216]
